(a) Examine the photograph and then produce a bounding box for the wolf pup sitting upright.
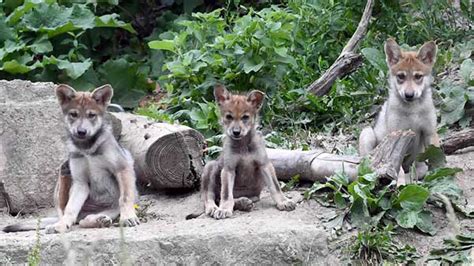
[199,85,296,220]
[359,39,439,178]
[3,84,140,234]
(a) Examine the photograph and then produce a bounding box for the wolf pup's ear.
[417,41,437,67]
[92,84,113,106]
[384,38,402,67]
[247,90,265,110]
[214,84,230,106]
[56,84,76,106]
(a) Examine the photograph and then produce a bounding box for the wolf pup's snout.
[76,127,88,138]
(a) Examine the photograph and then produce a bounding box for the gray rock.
[0,80,67,214]
[0,192,333,264]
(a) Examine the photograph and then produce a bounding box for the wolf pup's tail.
[185,211,204,220]
[3,217,58,233]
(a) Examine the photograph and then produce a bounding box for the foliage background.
[1,0,472,144]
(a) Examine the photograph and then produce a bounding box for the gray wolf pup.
[195,85,296,220]
[3,84,140,233]
[359,39,439,178]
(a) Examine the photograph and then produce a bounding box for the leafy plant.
[350,224,420,264]
[427,234,474,264]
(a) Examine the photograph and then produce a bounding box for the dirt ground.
[0,149,472,264]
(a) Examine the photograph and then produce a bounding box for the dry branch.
[442,128,474,155]
[269,130,415,184]
[307,0,374,96]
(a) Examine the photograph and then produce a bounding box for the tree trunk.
[441,128,474,155]
[269,130,416,184]
[110,112,206,189]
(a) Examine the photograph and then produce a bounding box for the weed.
[27,218,41,266]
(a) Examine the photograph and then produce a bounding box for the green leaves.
[148,40,176,52]
[428,234,474,264]
[361,47,387,73]
[395,185,429,211]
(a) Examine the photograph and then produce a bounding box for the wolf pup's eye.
[225,114,233,120]
[396,73,406,81]
[242,114,250,122]
[414,73,423,80]
[88,113,97,119]
[69,111,78,118]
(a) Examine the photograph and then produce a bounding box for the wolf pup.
[359,39,439,178]
[197,85,296,220]
[3,84,140,233]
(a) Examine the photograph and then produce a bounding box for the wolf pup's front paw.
[276,199,296,211]
[119,214,140,227]
[212,208,233,219]
[45,221,71,234]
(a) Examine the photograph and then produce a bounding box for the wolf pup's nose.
[77,128,87,137]
[232,129,241,137]
[405,91,414,100]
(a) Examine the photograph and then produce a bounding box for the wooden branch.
[307,0,374,96]
[441,128,474,155]
[369,130,416,185]
[308,53,364,96]
[268,130,415,184]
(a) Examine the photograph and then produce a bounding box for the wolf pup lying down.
[359,39,439,178]
[3,84,140,233]
[189,85,296,220]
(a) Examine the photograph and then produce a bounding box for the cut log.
[110,112,206,190]
[441,128,474,155]
[269,130,415,184]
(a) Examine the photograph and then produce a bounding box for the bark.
[307,0,374,95]
[110,112,206,189]
[269,130,415,184]
[441,128,474,155]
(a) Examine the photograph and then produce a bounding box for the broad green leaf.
[460,59,473,83]
[242,55,265,74]
[98,58,148,108]
[334,191,347,209]
[416,145,446,169]
[21,3,71,32]
[378,197,391,210]
[1,60,33,74]
[416,210,437,235]
[424,167,462,182]
[95,14,136,33]
[350,197,371,229]
[56,59,92,79]
[427,176,463,200]
[357,157,373,177]
[395,184,429,211]
[396,209,419,228]
[361,47,387,72]
[6,0,55,25]
[29,35,53,54]
[69,4,95,30]
[148,40,176,52]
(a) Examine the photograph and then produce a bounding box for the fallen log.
[441,128,474,155]
[269,130,416,184]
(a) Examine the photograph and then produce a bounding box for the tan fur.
[359,39,439,179]
[197,85,296,220]
[2,84,140,234]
